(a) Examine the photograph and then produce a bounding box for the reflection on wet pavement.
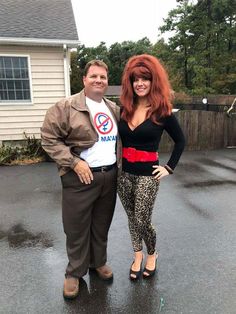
[0,224,53,248]
[183,180,236,188]
[183,199,212,219]
[0,152,235,314]
[197,158,236,172]
[176,162,206,174]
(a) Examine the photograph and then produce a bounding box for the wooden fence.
[159,110,236,152]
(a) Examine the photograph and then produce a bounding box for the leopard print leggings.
[118,171,160,255]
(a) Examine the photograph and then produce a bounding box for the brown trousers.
[61,167,117,278]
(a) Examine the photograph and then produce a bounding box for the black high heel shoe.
[130,257,143,281]
[143,254,158,279]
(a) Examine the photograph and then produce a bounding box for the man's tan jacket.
[41,90,121,176]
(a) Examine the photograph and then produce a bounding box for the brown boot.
[95,265,113,280]
[63,277,79,299]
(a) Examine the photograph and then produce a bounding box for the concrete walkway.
[0,148,235,314]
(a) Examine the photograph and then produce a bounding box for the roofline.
[0,37,79,48]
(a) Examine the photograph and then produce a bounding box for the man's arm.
[41,102,80,170]
[41,101,93,184]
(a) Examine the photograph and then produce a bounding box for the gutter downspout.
[63,44,70,97]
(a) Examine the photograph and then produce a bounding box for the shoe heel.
[129,257,143,281]
[143,254,158,279]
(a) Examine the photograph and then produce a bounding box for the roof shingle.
[0,0,78,41]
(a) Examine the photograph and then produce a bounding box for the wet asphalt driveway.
[0,149,235,314]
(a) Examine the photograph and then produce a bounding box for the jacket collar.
[71,89,88,111]
[71,89,114,112]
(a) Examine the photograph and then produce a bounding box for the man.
[41,60,121,299]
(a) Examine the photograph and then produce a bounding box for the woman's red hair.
[120,54,173,123]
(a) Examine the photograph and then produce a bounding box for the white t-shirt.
[80,97,117,167]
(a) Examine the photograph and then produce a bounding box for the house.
[0,0,79,144]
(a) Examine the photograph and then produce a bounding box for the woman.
[118,54,185,280]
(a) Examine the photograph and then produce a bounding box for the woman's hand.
[152,165,169,180]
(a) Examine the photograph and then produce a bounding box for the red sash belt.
[122,147,158,163]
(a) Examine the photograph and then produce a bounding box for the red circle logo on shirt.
[94,112,113,134]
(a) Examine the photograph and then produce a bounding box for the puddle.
[0,224,53,248]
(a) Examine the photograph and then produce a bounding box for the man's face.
[83,65,108,101]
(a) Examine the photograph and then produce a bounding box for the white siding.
[0,45,69,141]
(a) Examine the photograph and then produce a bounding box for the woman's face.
[133,77,151,98]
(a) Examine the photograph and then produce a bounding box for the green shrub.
[0,144,20,164]
[0,133,46,165]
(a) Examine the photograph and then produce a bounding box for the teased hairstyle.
[84,59,108,76]
[120,54,172,123]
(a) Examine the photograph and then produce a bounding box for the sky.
[71,0,178,47]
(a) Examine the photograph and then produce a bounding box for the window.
[0,56,31,103]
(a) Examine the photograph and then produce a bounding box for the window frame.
[0,54,33,105]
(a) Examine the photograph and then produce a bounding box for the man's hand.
[74,160,93,184]
[152,165,169,181]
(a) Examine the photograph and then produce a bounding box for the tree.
[70,50,83,94]
[70,43,110,94]
[160,0,196,90]
[70,2,235,96]
[108,38,153,85]
[159,0,236,94]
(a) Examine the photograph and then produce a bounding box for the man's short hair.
[84,60,108,76]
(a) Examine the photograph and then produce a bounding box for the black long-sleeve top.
[118,113,185,176]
